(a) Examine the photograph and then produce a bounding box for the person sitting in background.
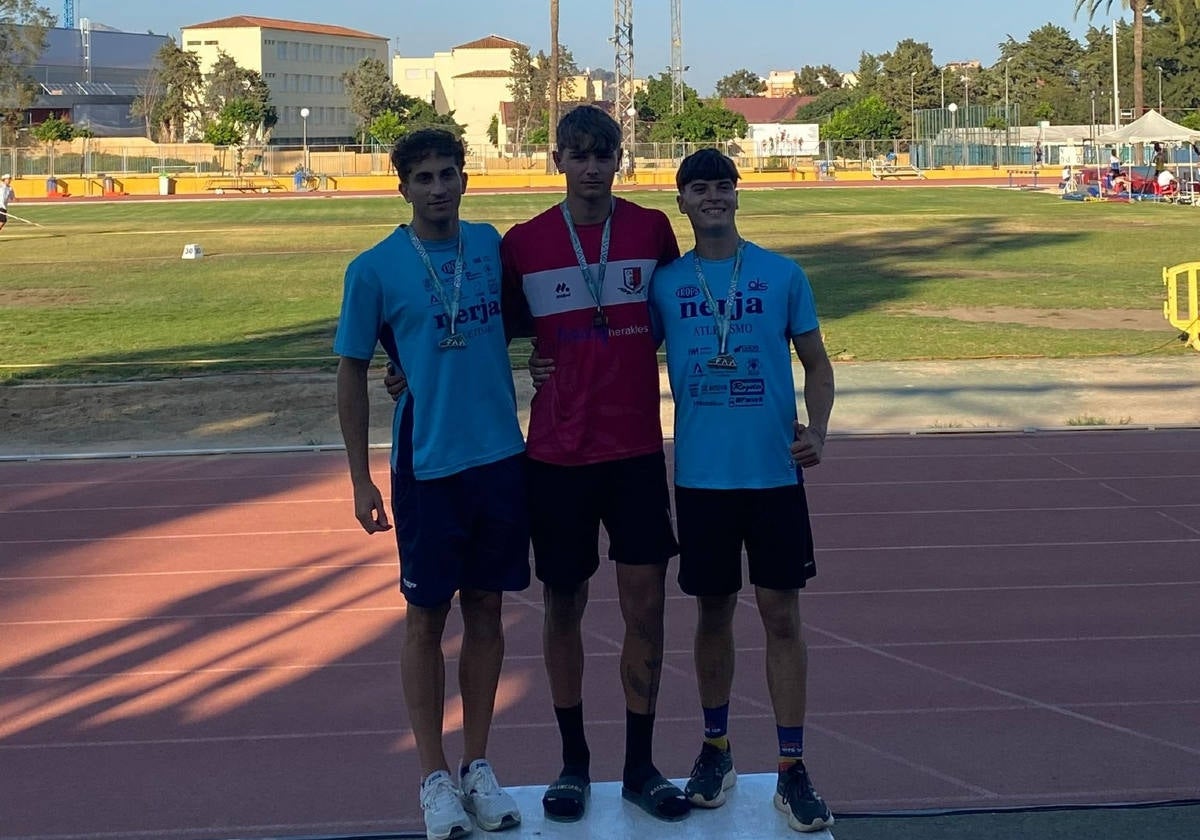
[1156,168,1178,197]
[1109,170,1130,196]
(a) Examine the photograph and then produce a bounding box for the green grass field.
[1,187,1195,382]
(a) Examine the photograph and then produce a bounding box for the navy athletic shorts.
[675,478,816,597]
[391,454,531,607]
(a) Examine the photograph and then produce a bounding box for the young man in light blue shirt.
[335,129,529,840]
[649,148,836,833]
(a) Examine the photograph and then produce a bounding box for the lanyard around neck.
[692,240,746,356]
[407,225,465,336]
[560,199,614,316]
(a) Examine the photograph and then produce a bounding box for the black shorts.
[675,480,816,597]
[527,450,679,591]
[0,209,7,223]
[391,454,531,607]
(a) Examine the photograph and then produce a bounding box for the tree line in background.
[2,0,1199,150]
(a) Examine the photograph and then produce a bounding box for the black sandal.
[621,773,691,822]
[542,773,590,822]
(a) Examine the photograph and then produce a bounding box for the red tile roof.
[453,35,525,51]
[721,96,816,123]
[182,16,386,40]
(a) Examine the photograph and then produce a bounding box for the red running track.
[2,429,1199,840]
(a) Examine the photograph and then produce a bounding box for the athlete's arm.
[790,328,835,468]
[337,356,391,533]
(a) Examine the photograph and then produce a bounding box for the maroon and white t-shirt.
[502,198,680,466]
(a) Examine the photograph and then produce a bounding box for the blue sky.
[74,0,1114,94]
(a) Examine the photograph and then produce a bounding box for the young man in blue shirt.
[335,129,529,840]
[649,148,836,832]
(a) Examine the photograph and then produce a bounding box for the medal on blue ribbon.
[694,240,745,370]
[408,226,467,350]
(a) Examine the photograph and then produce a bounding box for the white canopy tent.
[1095,109,1200,144]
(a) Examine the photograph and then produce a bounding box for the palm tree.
[1075,1,1200,117]
[1074,1,1147,116]
[1153,0,1200,40]
[547,0,559,173]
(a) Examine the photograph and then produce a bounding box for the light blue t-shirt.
[649,242,819,490]
[334,221,524,479]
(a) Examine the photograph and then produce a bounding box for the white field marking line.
[0,658,408,682]
[1100,480,1142,502]
[1157,509,1200,535]
[806,581,1200,595]
[832,785,1200,810]
[0,604,404,627]
[0,562,394,582]
[809,472,1200,486]
[1050,455,1088,475]
[0,497,351,515]
[810,624,1200,759]
[818,537,1200,552]
[809,502,1200,516]
[11,248,359,266]
[0,527,362,545]
[0,470,347,489]
[0,818,417,840]
[806,718,999,796]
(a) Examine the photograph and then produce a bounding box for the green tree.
[1,0,56,135]
[714,68,765,98]
[135,39,203,142]
[792,65,843,94]
[31,111,73,174]
[507,43,578,149]
[820,95,902,140]
[202,53,276,143]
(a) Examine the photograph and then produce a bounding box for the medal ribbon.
[407,226,465,337]
[560,199,614,319]
[693,240,746,356]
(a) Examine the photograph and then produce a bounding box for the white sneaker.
[420,770,472,840]
[460,758,521,831]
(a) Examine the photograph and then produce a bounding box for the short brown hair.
[556,105,621,155]
[390,129,465,183]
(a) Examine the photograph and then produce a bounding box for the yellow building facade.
[180,15,389,145]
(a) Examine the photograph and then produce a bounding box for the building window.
[186,40,200,46]
[301,43,311,61]
[203,40,218,45]
[277,41,287,60]
[336,46,345,63]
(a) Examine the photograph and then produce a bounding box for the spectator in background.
[0,174,14,233]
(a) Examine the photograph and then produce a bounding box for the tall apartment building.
[181,15,388,144]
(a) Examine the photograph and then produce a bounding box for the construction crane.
[63,0,74,28]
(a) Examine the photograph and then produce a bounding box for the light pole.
[910,71,916,141]
[1004,58,1012,166]
[300,107,310,172]
[940,66,945,110]
[1157,65,1163,113]
[963,75,969,114]
[948,102,958,167]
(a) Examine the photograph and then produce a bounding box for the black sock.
[554,703,590,779]
[623,709,656,790]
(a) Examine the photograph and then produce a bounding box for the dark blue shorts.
[675,478,816,597]
[391,454,531,607]
[527,450,679,592]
